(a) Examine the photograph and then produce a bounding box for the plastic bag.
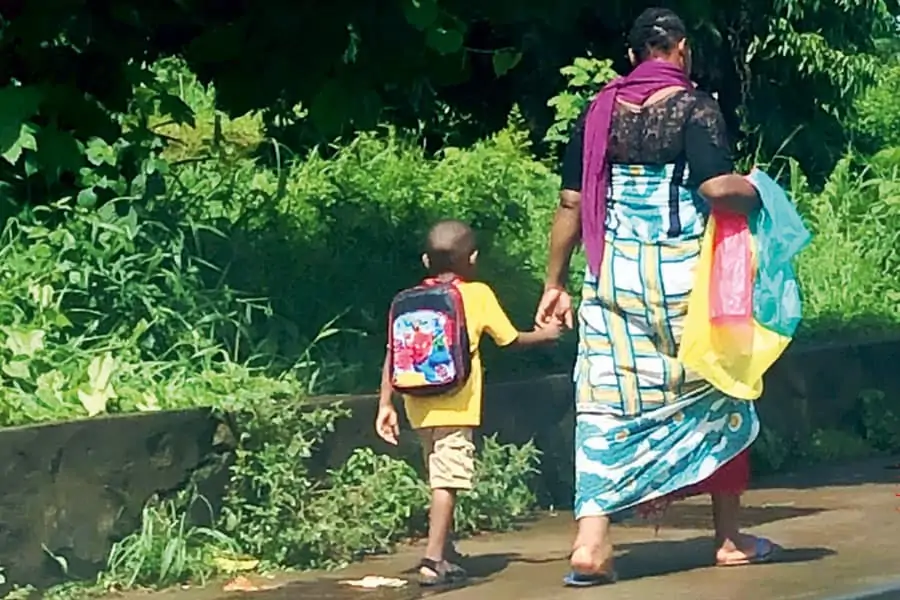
[678,170,810,400]
[709,210,753,324]
[747,169,810,338]
[708,209,754,357]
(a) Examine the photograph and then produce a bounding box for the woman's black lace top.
[561,90,734,191]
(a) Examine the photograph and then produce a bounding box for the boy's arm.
[513,323,563,347]
[481,285,562,348]
[375,349,400,445]
[378,350,392,408]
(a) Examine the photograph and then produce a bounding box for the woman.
[535,8,780,586]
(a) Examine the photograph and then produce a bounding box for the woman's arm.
[546,109,587,289]
[546,190,582,289]
[698,174,760,215]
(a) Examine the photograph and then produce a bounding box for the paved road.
[145,458,900,600]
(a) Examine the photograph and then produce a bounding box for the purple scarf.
[581,60,692,275]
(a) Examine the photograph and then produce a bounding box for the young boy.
[375,219,562,586]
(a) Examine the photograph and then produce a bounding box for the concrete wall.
[0,408,233,590]
[0,337,897,590]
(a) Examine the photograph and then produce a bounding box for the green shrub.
[0,198,312,427]
[456,436,541,533]
[851,61,900,152]
[788,156,900,336]
[104,495,240,589]
[859,389,900,452]
[166,118,572,392]
[220,401,542,571]
[544,56,617,149]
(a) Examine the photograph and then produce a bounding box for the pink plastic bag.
[709,210,753,323]
[708,210,754,356]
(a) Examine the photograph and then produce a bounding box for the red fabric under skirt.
[635,448,751,521]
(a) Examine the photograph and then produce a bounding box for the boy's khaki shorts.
[417,427,475,490]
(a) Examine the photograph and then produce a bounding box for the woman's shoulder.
[648,87,717,107]
[685,90,725,125]
[686,89,722,109]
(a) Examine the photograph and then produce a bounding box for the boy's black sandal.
[417,558,468,586]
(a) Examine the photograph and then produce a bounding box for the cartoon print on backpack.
[392,310,457,387]
[388,279,471,397]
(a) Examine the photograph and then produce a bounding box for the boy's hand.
[375,405,400,445]
[535,287,574,330]
[539,320,564,342]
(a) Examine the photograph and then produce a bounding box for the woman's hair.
[627,7,688,62]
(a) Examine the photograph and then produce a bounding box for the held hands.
[375,404,400,446]
[535,286,574,331]
[535,319,564,342]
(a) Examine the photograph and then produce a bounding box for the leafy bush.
[851,61,900,152]
[220,404,541,571]
[787,156,900,335]
[544,56,617,149]
[456,436,541,533]
[165,116,570,392]
[0,198,313,427]
[89,424,542,591]
[859,389,900,452]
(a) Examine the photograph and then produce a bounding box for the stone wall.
[0,337,897,590]
[0,408,231,590]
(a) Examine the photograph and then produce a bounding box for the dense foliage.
[1,0,896,198]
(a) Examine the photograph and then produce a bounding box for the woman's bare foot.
[570,544,615,575]
[715,534,779,566]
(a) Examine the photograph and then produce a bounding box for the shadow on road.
[753,457,900,491]
[615,536,835,579]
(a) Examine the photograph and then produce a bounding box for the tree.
[0,0,896,201]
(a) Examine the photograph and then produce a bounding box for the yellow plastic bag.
[677,215,792,400]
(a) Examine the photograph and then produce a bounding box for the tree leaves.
[403,0,439,30]
[77,352,118,417]
[0,0,896,193]
[1,123,38,165]
[36,126,85,176]
[492,49,522,77]
[0,87,42,165]
[425,25,465,55]
[4,328,46,358]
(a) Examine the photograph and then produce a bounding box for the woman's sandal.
[562,570,618,588]
[715,536,780,567]
[417,558,468,587]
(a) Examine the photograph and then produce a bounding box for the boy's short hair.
[425,220,476,273]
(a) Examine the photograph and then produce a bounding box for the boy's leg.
[424,488,455,562]
[418,426,475,583]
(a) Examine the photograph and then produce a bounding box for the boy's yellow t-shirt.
[402,281,519,429]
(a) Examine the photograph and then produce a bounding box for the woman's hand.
[535,287,574,330]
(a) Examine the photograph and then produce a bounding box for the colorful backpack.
[388,278,471,396]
